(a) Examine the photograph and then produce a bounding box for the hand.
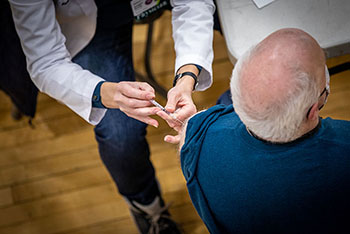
[157,76,197,144]
[101,81,160,127]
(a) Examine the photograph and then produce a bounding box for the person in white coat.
[9,0,215,233]
[159,0,217,144]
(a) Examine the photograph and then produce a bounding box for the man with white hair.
[163,28,350,233]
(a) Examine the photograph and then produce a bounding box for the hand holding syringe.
[149,99,184,125]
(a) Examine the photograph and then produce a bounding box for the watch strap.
[173,71,198,90]
[194,64,202,74]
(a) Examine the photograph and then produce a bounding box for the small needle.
[150,99,184,125]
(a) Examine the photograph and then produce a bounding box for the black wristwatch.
[173,71,198,90]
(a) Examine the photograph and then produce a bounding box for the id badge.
[130,0,158,16]
[130,0,171,21]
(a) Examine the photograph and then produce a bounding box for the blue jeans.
[73,20,159,204]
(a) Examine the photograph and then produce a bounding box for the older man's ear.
[307,102,320,121]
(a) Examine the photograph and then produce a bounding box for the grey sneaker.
[126,196,182,234]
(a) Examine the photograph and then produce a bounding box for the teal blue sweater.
[181,105,350,234]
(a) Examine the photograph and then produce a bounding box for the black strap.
[173,72,198,90]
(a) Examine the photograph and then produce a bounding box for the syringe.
[149,99,184,125]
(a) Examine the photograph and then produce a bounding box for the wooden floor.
[0,12,349,234]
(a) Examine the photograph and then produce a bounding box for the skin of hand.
[158,109,206,147]
[100,81,160,128]
[158,64,199,143]
[156,110,188,144]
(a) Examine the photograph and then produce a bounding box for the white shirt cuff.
[175,55,213,91]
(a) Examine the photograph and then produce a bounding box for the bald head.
[240,28,325,112]
[231,28,327,142]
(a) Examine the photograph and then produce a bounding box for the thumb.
[165,93,178,113]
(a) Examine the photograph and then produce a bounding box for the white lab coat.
[9,0,215,125]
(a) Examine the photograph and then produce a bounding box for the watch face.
[176,73,183,79]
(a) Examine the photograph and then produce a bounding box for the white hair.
[230,46,320,142]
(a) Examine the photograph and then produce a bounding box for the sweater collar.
[246,118,322,145]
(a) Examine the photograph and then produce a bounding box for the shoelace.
[147,203,172,234]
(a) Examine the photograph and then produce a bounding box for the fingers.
[125,107,160,127]
[120,105,160,127]
[165,86,196,120]
[129,114,159,128]
[121,106,159,118]
[101,81,155,109]
[174,103,196,121]
[117,94,154,108]
[101,81,161,127]
[133,82,155,93]
[157,103,195,128]
[120,82,155,100]
[164,134,181,144]
[156,110,180,129]
[165,88,179,113]
[130,106,160,117]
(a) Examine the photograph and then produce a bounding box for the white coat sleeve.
[9,0,106,125]
[171,0,215,91]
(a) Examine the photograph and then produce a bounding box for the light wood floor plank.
[0,193,201,234]
[0,199,129,234]
[0,147,99,187]
[11,166,111,203]
[0,188,12,207]
[0,183,117,227]
[0,128,95,169]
